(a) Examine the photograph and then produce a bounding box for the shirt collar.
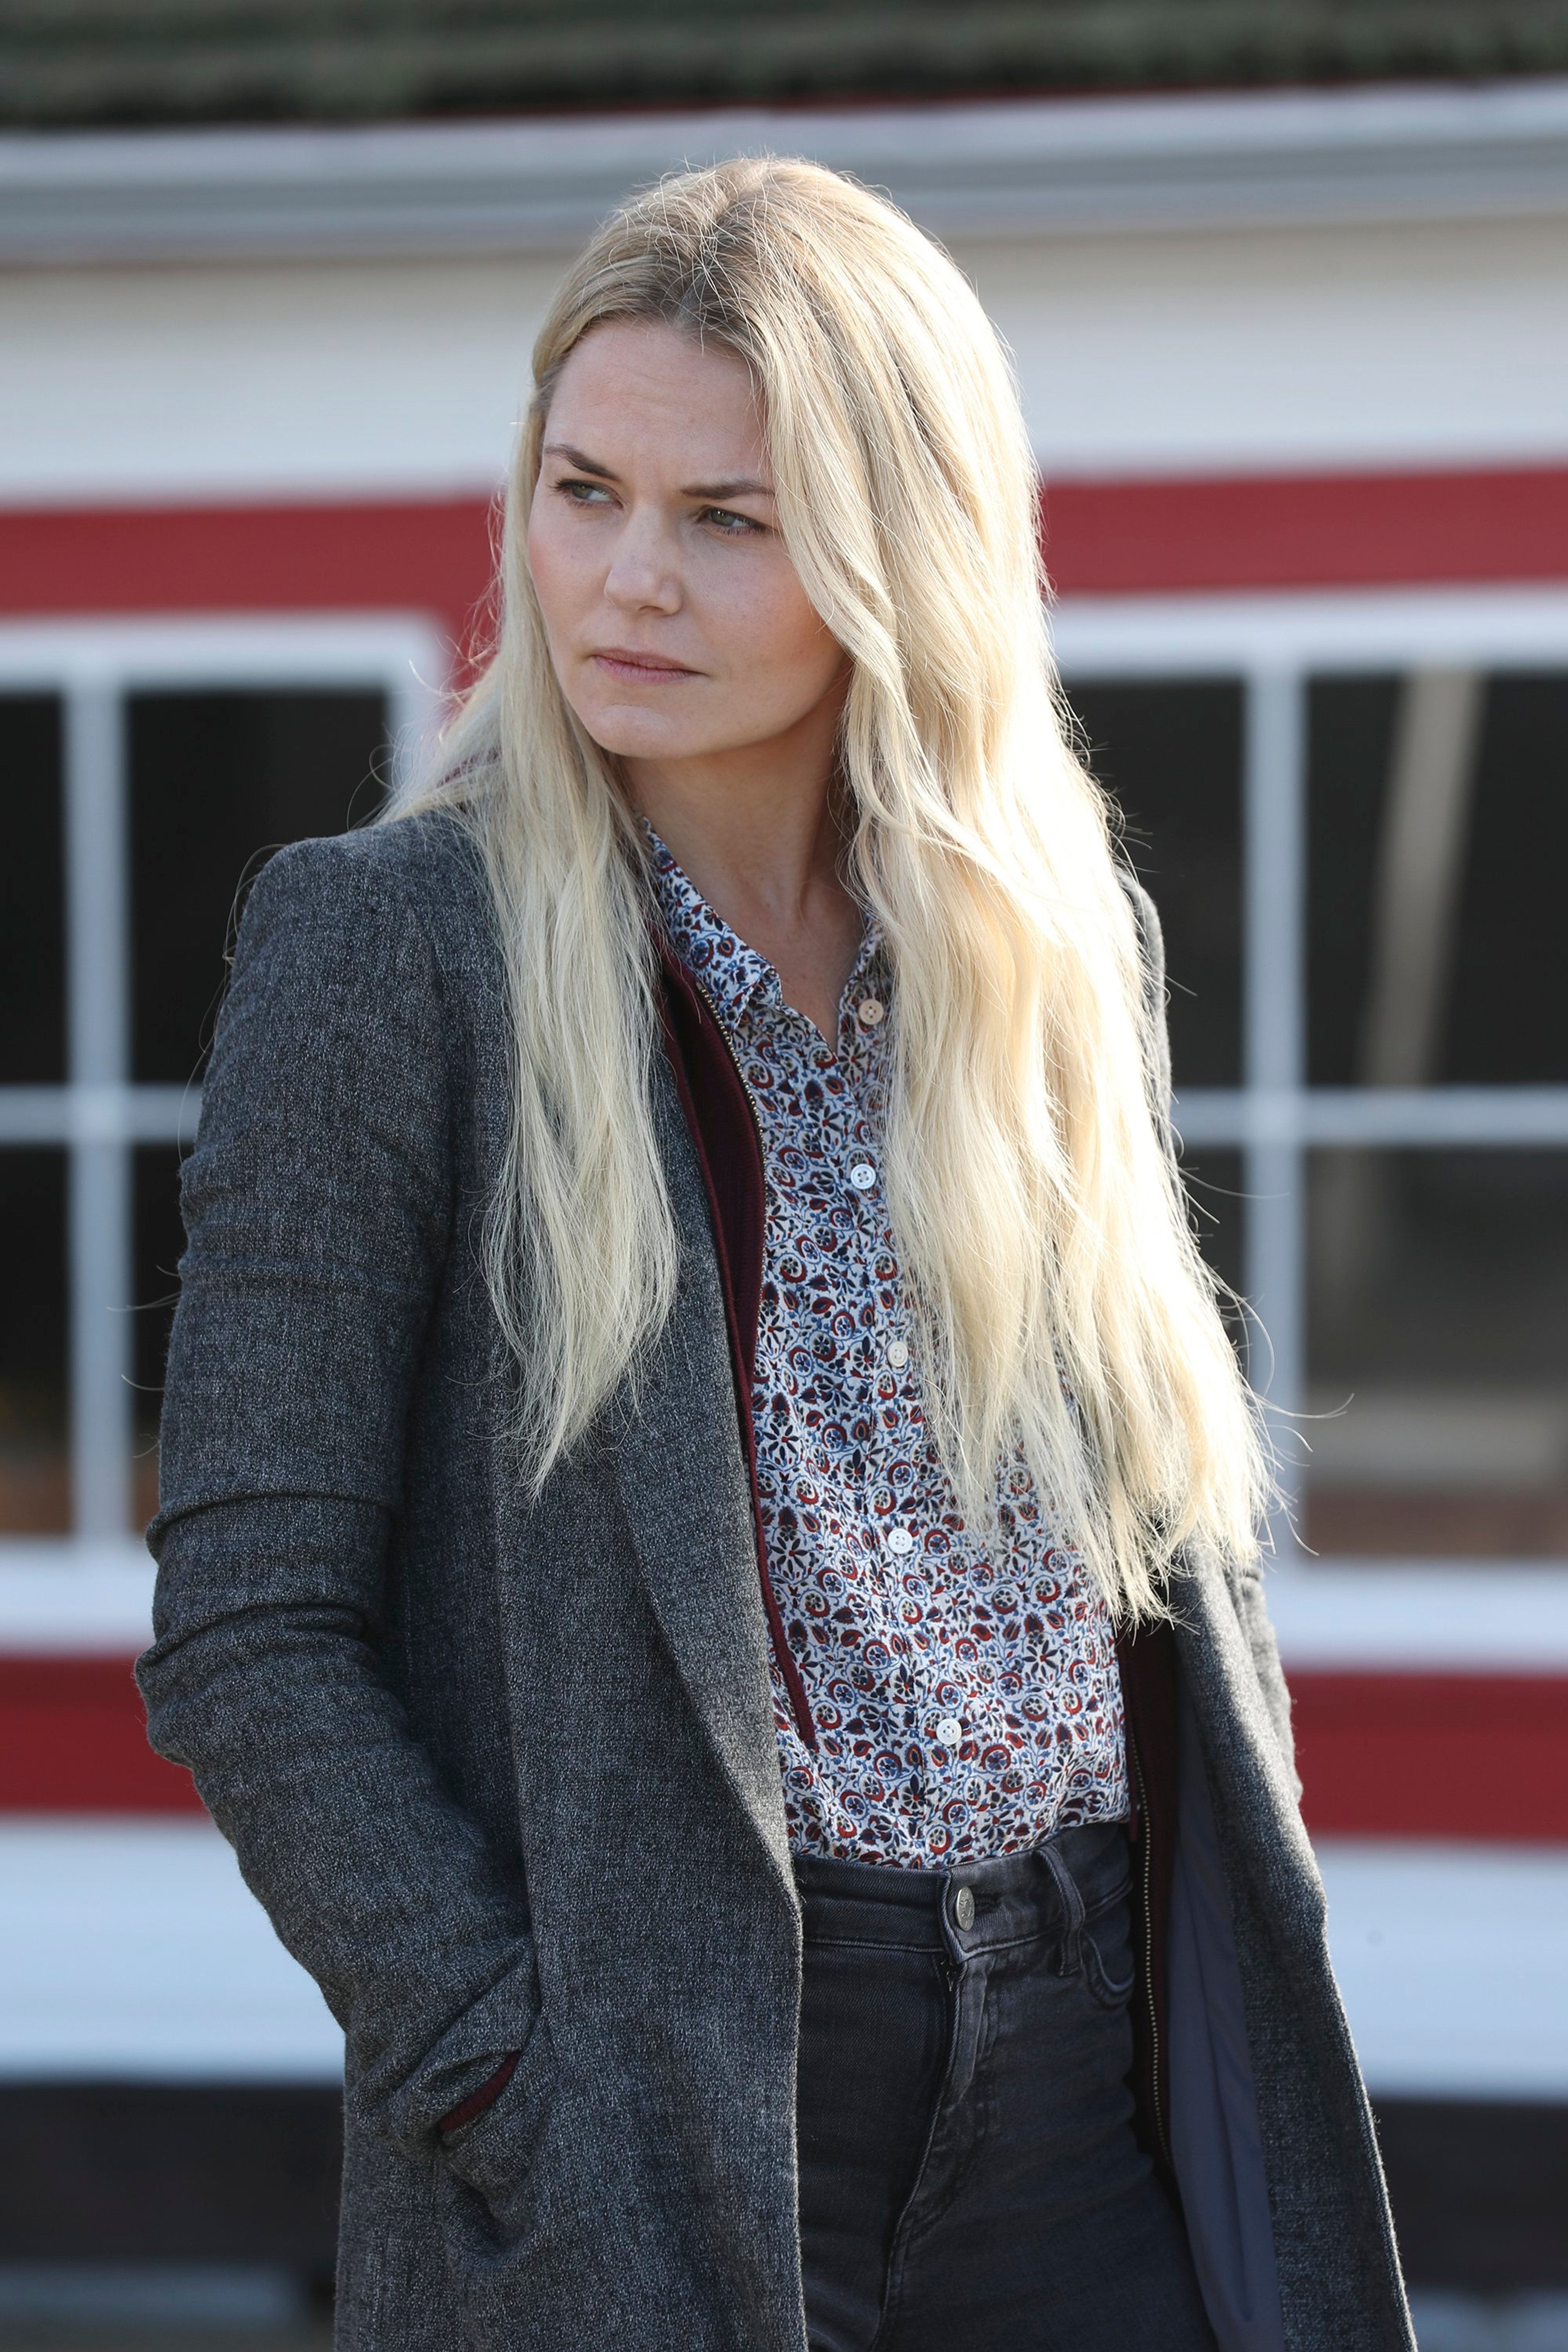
[646,828,777,1026]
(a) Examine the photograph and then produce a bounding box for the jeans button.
[954,1885,976,1930]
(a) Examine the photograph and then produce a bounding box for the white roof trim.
[4,78,1568,266]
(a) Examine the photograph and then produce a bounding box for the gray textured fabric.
[139,811,1413,2350]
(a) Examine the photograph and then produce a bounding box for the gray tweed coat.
[138,811,1414,2352]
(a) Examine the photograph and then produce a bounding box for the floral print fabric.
[650,835,1128,1866]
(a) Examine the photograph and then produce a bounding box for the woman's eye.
[559,478,613,506]
[703,506,762,536]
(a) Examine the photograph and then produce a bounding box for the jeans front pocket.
[1079,1875,1137,2010]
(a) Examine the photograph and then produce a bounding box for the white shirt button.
[936,1717,963,1745]
[886,1526,914,1555]
[849,1160,877,1191]
[886,1339,909,1370]
[857,996,885,1027]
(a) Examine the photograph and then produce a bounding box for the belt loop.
[1035,1835,1086,1977]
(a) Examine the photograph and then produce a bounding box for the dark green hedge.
[5,0,1568,130]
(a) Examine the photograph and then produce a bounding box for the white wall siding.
[0,1819,341,2080]
[0,254,561,505]
[4,1818,1565,2098]
[5,213,1568,506]
[966,216,1568,477]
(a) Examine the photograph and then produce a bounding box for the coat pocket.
[436,2010,558,2250]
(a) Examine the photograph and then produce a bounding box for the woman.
[139,160,1412,2351]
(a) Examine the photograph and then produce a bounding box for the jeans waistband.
[793,1819,1131,1961]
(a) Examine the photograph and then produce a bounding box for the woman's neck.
[626,730,864,1046]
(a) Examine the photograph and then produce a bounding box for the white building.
[2,80,1566,2304]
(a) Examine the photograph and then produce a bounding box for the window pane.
[0,696,65,1083]
[1307,676,1400,1087]
[1308,670,1568,1087]
[1063,679,1243,1088]
[1446,674,1568,1085]
[1306,1148,1568,1557]
[1180,1144,1247,1354]
[129,690,388,1084]
[0,1150,69,1533]
[132,1144,188,1530]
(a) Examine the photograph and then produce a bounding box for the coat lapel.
[609,1058,795,1893]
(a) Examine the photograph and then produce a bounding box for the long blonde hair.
[394,156,1266,1619]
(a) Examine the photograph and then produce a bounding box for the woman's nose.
[603,515,682,614]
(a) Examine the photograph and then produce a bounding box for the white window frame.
[0,615,447,1622]
[4,590,1568,1666]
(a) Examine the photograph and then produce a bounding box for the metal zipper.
[1128,1722,1171,2169]
[691,975,768,1164]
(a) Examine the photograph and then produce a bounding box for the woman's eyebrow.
[542,445,772,502]
[683,476,773,501]
[543,441,618,479]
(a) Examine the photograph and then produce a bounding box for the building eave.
[4,78,1568,270]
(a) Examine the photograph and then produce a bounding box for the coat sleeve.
[1231,1561,1299,1789]
[136,835,537,2152]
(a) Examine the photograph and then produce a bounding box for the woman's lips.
[590,648,700,683]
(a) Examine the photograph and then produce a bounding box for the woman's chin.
[578,705,732,766]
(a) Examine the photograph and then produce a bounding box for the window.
[0,621,444,1559]
[1055,587,1568,1572]
[8,593,1567,1592]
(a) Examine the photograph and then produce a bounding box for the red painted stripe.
[0,1656,202,1815]
[1291,1673,1568,1843]
[1,466,1565,646]
[1041,466,1568,595]
[0,495,499,664]
[2,1655,1566,1835]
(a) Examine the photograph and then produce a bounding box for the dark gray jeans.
[794,1822,1218,2352]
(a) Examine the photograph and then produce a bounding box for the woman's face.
[527,319,848,774]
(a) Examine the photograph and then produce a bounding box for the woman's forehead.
[547,319,767,479]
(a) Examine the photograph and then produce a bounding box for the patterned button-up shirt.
[650,834,1128,1866]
